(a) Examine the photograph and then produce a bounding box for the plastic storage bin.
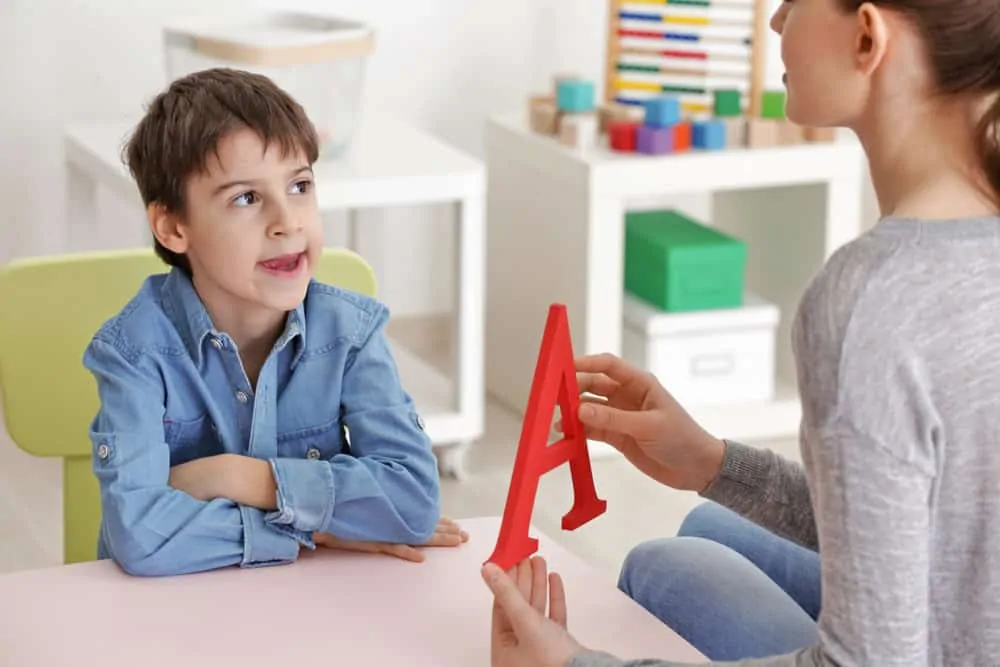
[624,209,747,312]
[622,290,779,407]
[163,11,375,158]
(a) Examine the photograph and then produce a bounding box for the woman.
[482,0,1000,664]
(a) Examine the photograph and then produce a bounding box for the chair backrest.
[0,247,377,563]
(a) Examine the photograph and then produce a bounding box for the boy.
[83,68,465,576]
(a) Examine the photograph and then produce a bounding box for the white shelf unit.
[484,113,867,456]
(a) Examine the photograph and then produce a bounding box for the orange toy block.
[486,304,608,571]
[673,121,692,152]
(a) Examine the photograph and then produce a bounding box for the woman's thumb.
[578,402,646,436]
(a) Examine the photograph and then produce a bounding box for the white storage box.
[622,291,780,407]
[163,11,375,158]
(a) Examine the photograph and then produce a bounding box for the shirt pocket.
[163,413,222,466]
[277,417,348,462]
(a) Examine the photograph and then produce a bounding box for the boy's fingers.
[385,544,425,562]
[426,531,465,547]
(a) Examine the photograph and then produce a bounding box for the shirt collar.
[160,268,307,368]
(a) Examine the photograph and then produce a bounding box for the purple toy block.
[637,125,673,155]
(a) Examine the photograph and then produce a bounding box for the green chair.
[0,247,377,564]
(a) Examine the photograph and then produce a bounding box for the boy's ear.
[148,204,189,254]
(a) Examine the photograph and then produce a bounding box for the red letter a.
[487,304,607,571]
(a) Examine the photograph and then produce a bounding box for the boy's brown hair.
[123,68,319,273]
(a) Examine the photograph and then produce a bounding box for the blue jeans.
[618,502,821,661]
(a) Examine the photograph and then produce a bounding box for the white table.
[485,113,867,452]
[0,516,705,666]
[64,114,485,478]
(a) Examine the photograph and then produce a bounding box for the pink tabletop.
[0,515,705,666]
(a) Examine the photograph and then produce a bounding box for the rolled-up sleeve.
[85,336,304,576]
[265,304,440,543]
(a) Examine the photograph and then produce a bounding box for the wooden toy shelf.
[484,112,867,456]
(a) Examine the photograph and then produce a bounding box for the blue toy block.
[643,96,681,128]
[693,119,727,150]
[556,79,595,112]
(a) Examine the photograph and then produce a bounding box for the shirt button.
[96,443,111,460]
[306,447,321,460]
[236,390,249,404]
[211,337,223,350]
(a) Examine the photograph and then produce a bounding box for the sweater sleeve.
[699,440,817,551]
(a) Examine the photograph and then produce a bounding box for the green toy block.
[624,209,747,312]
[713,89,742,117]
[761,90,786,119]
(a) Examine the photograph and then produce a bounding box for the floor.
[0,317,800,582]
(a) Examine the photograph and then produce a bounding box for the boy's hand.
[313,517,470,562]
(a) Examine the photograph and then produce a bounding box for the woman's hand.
[313,517,469,562]
[569,353,726,492]
[483,556,583,667]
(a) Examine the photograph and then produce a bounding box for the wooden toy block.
[693,119,727,150]
[747,118,780,148]
[804,126,837,143]
[486,304,607,571]
[599,103,644,134]
[672,121,692,152]
[528,95,560,135]
[778,121,805,145]
[643,96,681,128]
[723,117,747,148]
[713,89,742,118]
[761,90,787,120]
[559,112,598,150]
[557,79,596,113]
[637,124,673,154]
[609,121,639,152]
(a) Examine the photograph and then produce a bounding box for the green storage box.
[624,209,747,312]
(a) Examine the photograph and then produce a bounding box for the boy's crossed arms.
[168,452,467,562]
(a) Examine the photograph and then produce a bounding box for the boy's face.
[155,127,323,318]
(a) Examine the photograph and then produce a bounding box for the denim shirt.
[82,268,440,576]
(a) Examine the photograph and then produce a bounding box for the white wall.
[0,0,876,315]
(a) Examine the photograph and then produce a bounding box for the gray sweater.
[572,217,1000,667]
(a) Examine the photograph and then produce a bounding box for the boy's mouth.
[258,252,306,277]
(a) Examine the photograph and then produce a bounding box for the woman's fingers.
[549,572,568,627]
[553,396,608,433]
[575,353,646,385]
[530,556,548,614]
[576,371,619,398]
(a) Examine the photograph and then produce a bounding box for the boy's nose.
[269,210,303,236]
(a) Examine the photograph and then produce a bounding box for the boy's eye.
[233,191,258,207]
[290,179,313,195]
